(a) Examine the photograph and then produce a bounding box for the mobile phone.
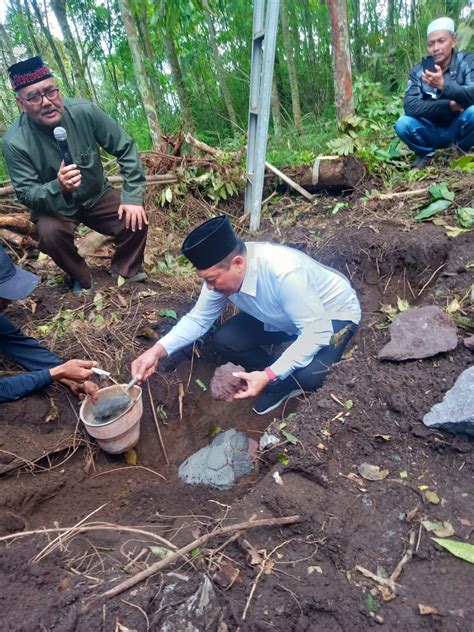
[422,55,436,73]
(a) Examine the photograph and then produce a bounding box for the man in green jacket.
[3,56,148,293]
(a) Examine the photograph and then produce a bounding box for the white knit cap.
[427,17,455,36]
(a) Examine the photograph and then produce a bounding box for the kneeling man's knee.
[461,105,474,124]
[394,115,415,139]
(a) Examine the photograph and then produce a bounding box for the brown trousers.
[36,189,148,287]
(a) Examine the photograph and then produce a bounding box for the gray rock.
[178,429,257,489]
[423,366,474,436]
[463,335,474,350]
[153,573,225,632]
[378,306,458,361]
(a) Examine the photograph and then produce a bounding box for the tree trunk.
[279,0,303,134]
[136,14,165,118]
[29,0,74,95]
[118,0,162,149]
[327,0,354,122]
[351,0,362,71]
[164,33,194,133]
[0,23,17,65]
[271,76,282,138]
[202,0,238,136]
[50,0,92,99]
[20,0,42,56]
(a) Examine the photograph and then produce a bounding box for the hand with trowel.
[88,368,141,423]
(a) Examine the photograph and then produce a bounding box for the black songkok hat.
[8,56,53,91]
[181,215,238,270]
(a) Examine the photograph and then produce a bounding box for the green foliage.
[326,78,405,180]
[456,207,474,228]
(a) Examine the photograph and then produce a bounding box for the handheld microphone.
[53,126,74,166]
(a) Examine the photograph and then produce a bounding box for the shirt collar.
[238,242,257,297]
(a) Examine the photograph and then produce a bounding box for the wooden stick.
[0,523,178,550]
[93,514,300,602]
[147,381,170,465]
[185,133,224,158]
[264,161,315,202]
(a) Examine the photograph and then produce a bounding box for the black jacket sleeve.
[0,314,62,403]
[441,55,474,107]
[403,65,453,123]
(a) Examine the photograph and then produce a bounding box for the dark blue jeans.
[394,105,474,157]
[212,312,357,393]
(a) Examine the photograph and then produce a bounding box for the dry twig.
[91,514,300,603]
[355,530,416,600]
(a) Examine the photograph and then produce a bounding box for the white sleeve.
[270,269,333,379]
[159,284,227,356]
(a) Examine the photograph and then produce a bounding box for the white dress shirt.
[159,242,361,379]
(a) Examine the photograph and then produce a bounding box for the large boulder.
[423,366,474,436]
[378,306,457,361]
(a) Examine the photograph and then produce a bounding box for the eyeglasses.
[22,87,60,105]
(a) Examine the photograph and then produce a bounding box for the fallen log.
[0,229,38,248]
[265,161,315,202]
[283,155,368,192]
[0,214,36,235]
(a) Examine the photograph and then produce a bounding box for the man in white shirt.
[131,215,361,415]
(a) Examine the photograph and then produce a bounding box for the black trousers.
[212,312,357,393]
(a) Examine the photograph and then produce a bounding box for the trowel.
[91,373,141,423]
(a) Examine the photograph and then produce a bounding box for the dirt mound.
[0,206,472,630]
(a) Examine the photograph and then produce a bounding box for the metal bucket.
[79,384,143,454]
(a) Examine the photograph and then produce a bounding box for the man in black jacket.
[395,17,474,168]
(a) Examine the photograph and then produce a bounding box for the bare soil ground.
[0,184,473,632]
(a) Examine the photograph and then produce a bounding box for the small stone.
[423,367,474,436]
[463,335,474,350]
[210,363,245,401]
[378,306,458,361]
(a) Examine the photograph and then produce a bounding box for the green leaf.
[415,199,452,221]
[276,454,289,465]
[344,400,353,410]
[159,309,177,319]
[331,202,347,215]
[432,538,474,564]
[399,470,408,479]
[165,187,173,203]
[451,154,474,171]
[207,425,223,437]
[189,547,201,559]
[149,546,172,558]
[425,490,441,504]
[456,207,474,228]
[429,182,454,201]
[452,315,474,330]
[117,275,126,287]
[281,430,298,444]
[195,378,207,391]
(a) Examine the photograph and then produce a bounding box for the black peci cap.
[181,215,238,270]
[8,56,53,91]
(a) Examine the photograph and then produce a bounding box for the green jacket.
[3,98,146,221]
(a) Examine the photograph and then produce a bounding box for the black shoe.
[411,155,433,170]
[253,382,303,415]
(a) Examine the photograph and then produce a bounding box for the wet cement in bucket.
[91,395,132,423]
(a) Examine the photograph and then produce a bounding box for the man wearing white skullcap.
[395,17,474,168]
